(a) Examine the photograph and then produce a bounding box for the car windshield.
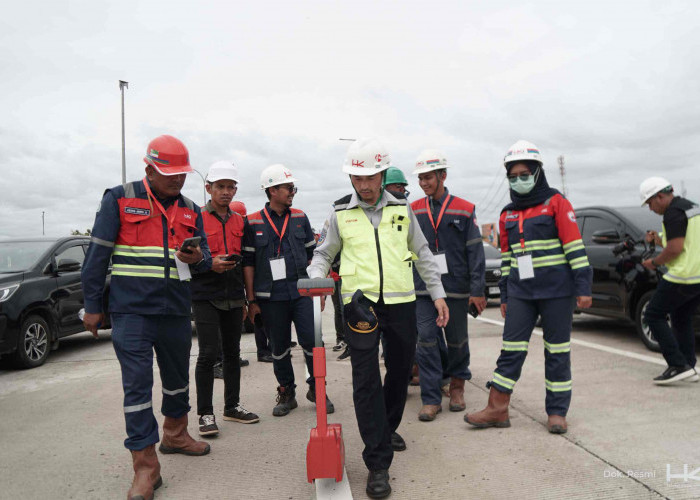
[483,243,501,259]
[615,207,663,235]
[0,241,54,273]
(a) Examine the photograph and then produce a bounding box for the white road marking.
[475,316,666,366]
[315,468,353,499]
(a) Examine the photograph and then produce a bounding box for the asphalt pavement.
[1,304,699,499]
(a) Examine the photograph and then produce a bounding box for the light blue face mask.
[508,170,537,194]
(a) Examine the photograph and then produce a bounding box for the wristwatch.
[247,299,257,305]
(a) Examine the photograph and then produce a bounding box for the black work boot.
[306,386,335,414]
[272,385,298,417]
[366,469,391,498]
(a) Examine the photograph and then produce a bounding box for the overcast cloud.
[1,0,698,238]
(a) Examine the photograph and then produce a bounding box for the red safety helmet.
[229,200,247,217]
[143,135,193,176]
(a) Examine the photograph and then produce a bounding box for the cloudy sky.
[1,0,698,238]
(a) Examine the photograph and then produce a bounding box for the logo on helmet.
[284,171,293,178]
[150,149,159,158]
[375,154,384,163]
[352,160,365,168]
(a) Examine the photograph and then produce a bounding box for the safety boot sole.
[128,477,162,500]
[464,415,511,428]
[158,443,211,456]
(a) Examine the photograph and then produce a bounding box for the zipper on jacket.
[374,227,384,300]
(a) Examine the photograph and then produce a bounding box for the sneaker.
[332,340,346,352]
[198,414,219,436]
[686,370,699,383]
[290,341,298,348]
[213,361,223,379]
[306,387,335,414]
[273,385,298,417]
[337,345,350,361]
[223,404,260,424]
[653,365,696,385]
[239,357,250,367]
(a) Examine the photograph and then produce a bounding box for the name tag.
[516,253,535,280]
[174,255,192,281]
[433,251,448,275]
[270,257,287,281]
[124,207,150,216]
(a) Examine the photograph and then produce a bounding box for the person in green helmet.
[383,166,410,200]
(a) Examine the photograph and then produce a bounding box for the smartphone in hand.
[469,303,479,318]
[180,236,202,254]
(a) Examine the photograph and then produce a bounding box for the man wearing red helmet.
[82,135,212,500]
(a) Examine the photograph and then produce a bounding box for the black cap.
[344,290,378,350]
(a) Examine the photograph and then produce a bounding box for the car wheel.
[13,315,52,368]
[634,290,662,352]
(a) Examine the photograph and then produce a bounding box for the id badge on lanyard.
[427,195,450,275]
[270,256,287,281]
[263,207,290,282]
[433,251,448,275]
[516,212,535,280]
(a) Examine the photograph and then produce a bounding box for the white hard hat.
[342,138,391,176]
[503,140,543,168]
[206,161,239,183]
[639,177,672,205]
[413,149,450,175]
[260,163,297,189]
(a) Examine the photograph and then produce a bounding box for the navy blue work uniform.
[242,203,317,389]
[412,189,485,405]
[494,193,591,416]
[82,179,211,450]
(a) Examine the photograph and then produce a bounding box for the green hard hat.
[383,167,408,187]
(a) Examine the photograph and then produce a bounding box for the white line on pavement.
[475,316,666,366]
[315,468,353,499]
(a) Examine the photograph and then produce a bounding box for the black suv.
[575,206,699,351]
[0,237,110,368]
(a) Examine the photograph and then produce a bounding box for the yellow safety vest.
[662,205,700,285]
[336,202,416,305]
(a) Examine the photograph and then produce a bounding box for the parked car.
[0,237,110,368]
[483,242,502,300]
[574,206,700,351]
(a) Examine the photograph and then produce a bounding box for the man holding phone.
[81,135,212,500]
[191,161,260,438]
[411,150,486,421]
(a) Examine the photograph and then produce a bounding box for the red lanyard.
[142,178,179,240]
[263,207,290,256]
[425,194,450,251]
[517,211,526,252]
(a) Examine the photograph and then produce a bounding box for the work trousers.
[254,323,271,357]
[416,297,470,405]
[111,313,191,451]
[331,278,344,342]
[259,297,316,388]
[491,296,574,416]
[193,301,243,415]
[645,279,700,368]
[347,299,417,471]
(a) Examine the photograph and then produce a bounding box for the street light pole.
[192,169,207,206]
[119,80,129,184]
[42,211,45,236]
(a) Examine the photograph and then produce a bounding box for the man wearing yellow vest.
[308,138,448,499]
[640,177,700,384]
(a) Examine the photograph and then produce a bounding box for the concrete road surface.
[1,304,699,499]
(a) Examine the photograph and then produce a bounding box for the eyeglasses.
[277,184,297,194]
[507,173,532,183]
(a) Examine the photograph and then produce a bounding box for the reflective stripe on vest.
[662,205,700,284]
[112,263,180,280]
[336,204,415,305]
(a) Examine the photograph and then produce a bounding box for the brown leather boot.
[464,386,511,428]
[418,404,442,422]
[409,363,420,386]
[127,444,162,500]
[159,415,211,456]
[547,415,568,434]
[449,378,466,412]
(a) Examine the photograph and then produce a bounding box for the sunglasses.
[507,173,533,182]
[277,184,297,194]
